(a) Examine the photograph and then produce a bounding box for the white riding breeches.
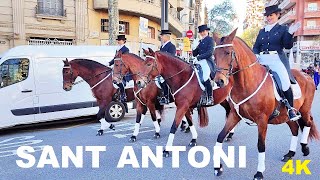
[259,54,290,91]
[194,59,210,82]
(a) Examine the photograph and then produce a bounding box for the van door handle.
[21,89,32,93]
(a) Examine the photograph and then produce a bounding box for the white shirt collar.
[162,41,170,48]
[264,22,278,32]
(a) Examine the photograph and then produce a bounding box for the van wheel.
[105,101,125,122]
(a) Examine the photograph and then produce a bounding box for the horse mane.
[157,51,189,65]
[126,53,144,61]
[71,59,110,70]
[234,36,255,53]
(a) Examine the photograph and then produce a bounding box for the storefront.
[297,41,320,68]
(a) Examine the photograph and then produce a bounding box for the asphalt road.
[0,91,320,180]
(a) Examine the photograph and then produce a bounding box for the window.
[37,0,64,16]
[307,20,316,29]
[101,19,130,35]
[0,58,30,88]
[308,3,318,11]
[148,26,155,39]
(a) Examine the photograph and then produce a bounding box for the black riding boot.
[117,83,127,102]
[283,88,300,121]
[159,81,169,105]
[204,80,213,105]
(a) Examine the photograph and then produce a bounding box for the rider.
[109,34,130,102]
[192,24,215,105]
[158,29,176,104]
[253,5,301,121]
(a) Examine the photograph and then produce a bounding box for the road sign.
[186,30,193,39]
[183,37,191,52]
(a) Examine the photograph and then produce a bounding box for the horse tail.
[198,107,209,127]
[298,114,320,141]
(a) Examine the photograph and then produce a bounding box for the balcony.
[278,0,296,11]
[278,10,296,25]
[304,9,320,19]
[303,26,320,35]
[93,0,184,36]
[268,0,278,5]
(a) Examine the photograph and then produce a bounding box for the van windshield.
[0,58,30,88]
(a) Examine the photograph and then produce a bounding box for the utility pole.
[108,0,119,45]
[161,0,169,30]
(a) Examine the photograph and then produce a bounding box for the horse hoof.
[188,139,197,147]
[129,136,137,142]
[109,124,115,131]
[184,127,190,133]
[225,133,234,142]
[154,133,160,139]
[96,130,103,136]
[214,164,223,176]
[253,172,263,180]
[163,150,170,158]
[301,144,310,156]
[281,151,295,162]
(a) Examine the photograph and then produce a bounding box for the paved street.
[0,91,320,180]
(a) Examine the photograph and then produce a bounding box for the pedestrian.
[109,34,130,102]
[314,64,319,90]
[253,4,301,121]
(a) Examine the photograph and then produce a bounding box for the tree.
[208,0,237,36]
[240,27,260,48]
[108,0,119,45]
[204,4,208,24]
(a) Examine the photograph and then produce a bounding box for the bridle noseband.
[138,55,160,85]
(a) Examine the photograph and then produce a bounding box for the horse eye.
[225,51,230,55]
[147,63,152,66]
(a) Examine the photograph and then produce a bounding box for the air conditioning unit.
[119,24,125,33]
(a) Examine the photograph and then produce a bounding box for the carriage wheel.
[105,101,126,122]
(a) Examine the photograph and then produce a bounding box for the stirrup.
[287,108,301,121]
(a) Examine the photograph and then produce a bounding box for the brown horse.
[136,48,233,157]
[112,52,165,142]
[62,58,135,136]
[212,29,319,179]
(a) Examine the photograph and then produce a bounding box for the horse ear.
[63,58,69,65]
[142,48,149,55]
[148,48,155,55]
[225,28,238,42]
[212,33,221,44]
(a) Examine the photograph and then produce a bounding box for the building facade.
[0,0,201,56]
[268,0,320,68]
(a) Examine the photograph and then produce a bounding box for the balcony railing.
[278,10,296,25]
[28,38,73,46]
[35,5,66,17]
[304,26,320,30]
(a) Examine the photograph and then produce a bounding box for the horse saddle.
[194,63,219,92]
[268,69,302,101]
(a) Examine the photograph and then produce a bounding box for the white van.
[0,45,132,129]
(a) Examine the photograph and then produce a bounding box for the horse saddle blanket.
[155,76,165,89]
[193,60,219,91]
[270,72,301,101]
[113,80,134,89]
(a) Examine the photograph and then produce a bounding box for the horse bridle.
[112,57,131,82]
[214,43,258,79]
[63,65,111,86]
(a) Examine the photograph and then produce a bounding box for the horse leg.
[185,110,197,147]
[129,102,147,142]
[253,118,268,180]
[298,111,313,157]
[281,121,299,162]
[220,100,234,142]
[96,101,115,136]
[148,103,161,139]
[181,116,190,133]
[163,104,189,157]
[214,112,240,176]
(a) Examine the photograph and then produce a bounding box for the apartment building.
[268,0,320,68]
[0,0,200,55]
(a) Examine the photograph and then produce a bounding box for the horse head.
[62,58,78,91]
[136,48,161,88]
[112,50,129,84]
[212,28,238,87]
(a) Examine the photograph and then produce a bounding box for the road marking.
[113,129,156,138]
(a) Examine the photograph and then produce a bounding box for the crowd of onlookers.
[302,58,319,90]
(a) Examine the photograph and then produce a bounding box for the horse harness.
[214,43,267,126]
